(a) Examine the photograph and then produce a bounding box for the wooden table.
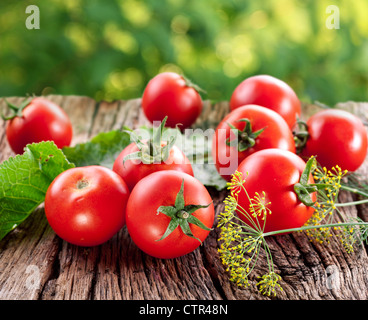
[0,96,367,300]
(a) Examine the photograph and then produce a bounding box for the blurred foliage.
[0,0,367,105]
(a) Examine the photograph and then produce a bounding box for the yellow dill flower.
[257,272,283,297]
[249,191,272,219]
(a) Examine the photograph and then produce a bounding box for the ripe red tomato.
[235,149,316,233]
[45,166,130,247]
[229,75,301,129]
[212,104,296,181]
[113,141,194,191]
[126,170,214,259]
[5,97,73,154]
[300,109,368,172]
[141,72,203,129]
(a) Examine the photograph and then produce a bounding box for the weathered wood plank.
[0,96,367,300]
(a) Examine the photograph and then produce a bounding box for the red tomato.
[113,141,194,191]
[141,72,203,129]
[212,104,296,181]
[126,170,214,259]
[235,149,316,233]
[300,109,368,172]
[230,75,301,129]
[5,97,73,154]
[45,166,130,247]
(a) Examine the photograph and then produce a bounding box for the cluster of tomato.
[3,72,367,259]
[3,75,213,259]
[211,74,367,233]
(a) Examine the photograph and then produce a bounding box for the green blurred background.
[0,0,367,105]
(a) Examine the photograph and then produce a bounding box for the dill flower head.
[249,191,272,220]
[218,166,368,297]
[227,170,247,195]
[335,217,368,253]
[257,272,283,297]
[303,161,348,243]
[218,171,279,296]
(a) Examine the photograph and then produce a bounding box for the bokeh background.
[0,0,367,105]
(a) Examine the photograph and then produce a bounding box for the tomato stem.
[177,210,190,219]
[1,98,31,121]
[76,179,89,190]
[293,118,309,154]
[123,116,177,165]
[182,75,207,95]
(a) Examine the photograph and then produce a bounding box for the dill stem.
[262,222,368,238]
[341,185,368,198]
[334,199,368,207]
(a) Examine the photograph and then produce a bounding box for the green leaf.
[294,156,319,206]
[192,161,227,191]
[62,129,131,169]
[0,141,75,241]
[172,128,227,190]
[300,156,316,185]
[294,183,317,207]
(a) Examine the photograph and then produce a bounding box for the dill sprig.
[303,159,347,243]
[217,171,282,297]
[217,160,368,297]
[299,157,368,248]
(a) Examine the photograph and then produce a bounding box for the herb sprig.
[218,158,368,297]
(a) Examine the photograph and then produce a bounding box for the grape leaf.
[62,130,132,169]
[0,141,75,240]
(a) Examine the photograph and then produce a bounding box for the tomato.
[299,109,368,172]
[126,170,214,259]
[212,104,296,181]
[113,142,193,191]
[113,117,193,190]
[141,72,203,129]
[235,149,316,233]
[5,97,73,154]
[229,75,301,129]
[45,166,130,247]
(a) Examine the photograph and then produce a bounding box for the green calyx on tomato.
[292,119,309,154]
[123,116,176,165]
[226,118,266,152]
[294,156,318,206]
[156,179,212,243]
[1,98,31,120]
[182,74,207,95]
[294,156,335,207]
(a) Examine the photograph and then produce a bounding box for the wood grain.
[0,96,367,300]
